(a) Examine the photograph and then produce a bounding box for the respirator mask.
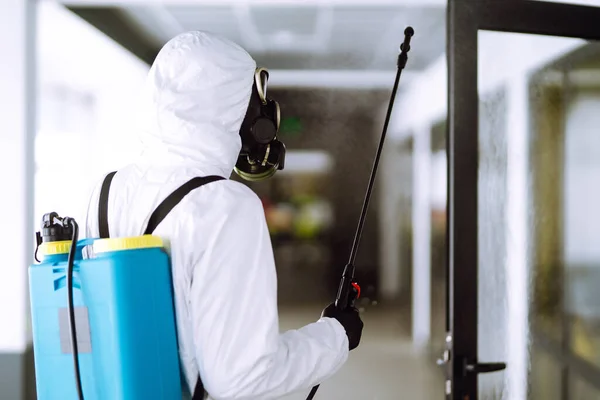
[234,67,286,181]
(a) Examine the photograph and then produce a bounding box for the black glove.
[321,303,364,351]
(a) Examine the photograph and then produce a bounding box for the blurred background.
[3,0,600,399]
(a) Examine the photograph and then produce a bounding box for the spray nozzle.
[401,27,414,52]
[397,26,414,69]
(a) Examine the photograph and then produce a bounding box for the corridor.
[279,305,443,400]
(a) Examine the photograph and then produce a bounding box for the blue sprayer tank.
[29,217,182,399]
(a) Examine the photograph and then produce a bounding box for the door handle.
[464,361,507,374]
[437,350,450,366]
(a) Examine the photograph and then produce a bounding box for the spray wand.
[306,26,414,400]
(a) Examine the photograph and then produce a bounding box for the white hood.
[136,31,257,177]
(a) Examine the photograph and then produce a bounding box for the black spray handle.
[334,264,361,310]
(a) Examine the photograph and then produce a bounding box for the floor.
[17,302,445,400]
[277,304,444,400]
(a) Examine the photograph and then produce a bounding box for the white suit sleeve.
[190,193,349,400]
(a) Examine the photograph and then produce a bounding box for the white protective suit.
[84,31,349,399]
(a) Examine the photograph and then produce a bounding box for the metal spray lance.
[306,26,415,400]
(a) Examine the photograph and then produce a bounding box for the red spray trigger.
[351,282,361,300]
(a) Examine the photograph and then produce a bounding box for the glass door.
[446,1,600,398]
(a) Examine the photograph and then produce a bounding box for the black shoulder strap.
[192,377,206,400]
[98,172,223,399]
[158,177,226,400]
[144,175,225,235]
[98,171,117,239]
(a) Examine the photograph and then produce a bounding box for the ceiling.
[62,0,446,76]
[122,4,445,71]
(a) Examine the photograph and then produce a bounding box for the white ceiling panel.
[117,3,445,72]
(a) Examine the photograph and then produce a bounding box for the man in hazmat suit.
[85,31,364,400]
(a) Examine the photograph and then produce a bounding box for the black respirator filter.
[234,68,286,182]
[234,139,286,181]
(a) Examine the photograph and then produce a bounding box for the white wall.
[0,0,37,355]
[35,1,149,228]
[378,137,412,299]
[411,125,431,349]
[392,55,447,138]
[430,150,447,211]
[38,2,148,93]
[19,2,149,349]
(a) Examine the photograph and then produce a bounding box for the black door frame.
[447,1,600,398]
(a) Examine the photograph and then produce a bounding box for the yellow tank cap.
[93,235,164,254]
[39,241,72,256]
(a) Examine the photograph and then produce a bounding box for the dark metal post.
[447,0,479,398]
